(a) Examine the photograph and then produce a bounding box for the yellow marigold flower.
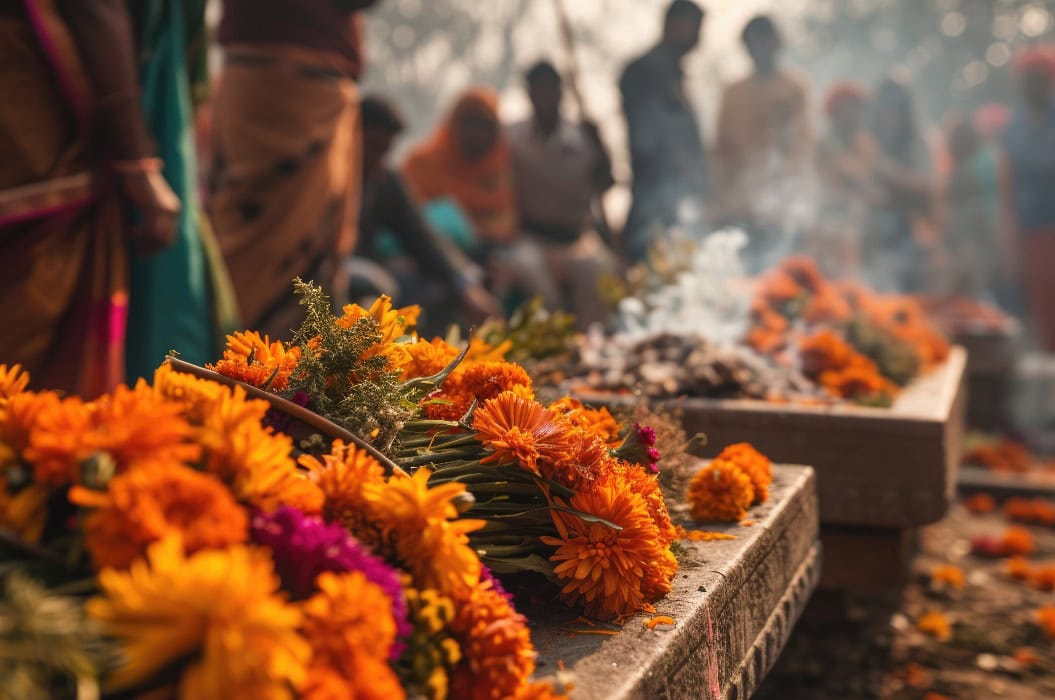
[542,479,667,619]
[916,610,952,641]
[27,382,198,487]
[426,362,533,421]
[300,440,386,542]
[402,583,460,699]
[450,576,536,700]
[715,443,772,504]
[400,337,461,380]
[0,363,30,402]
[473,392,570,474]
[363,469,484,595]
[209,330,301,391]
[153,362,225,423]
[465,337,511,363]
[0,477,49,543]
[686,459,755,523]
[299,571,405,699]
[70,464,248,571]
[339,295,420,343]
[227,423,324,515]
[929,564,965,590]
[88,536,310,698]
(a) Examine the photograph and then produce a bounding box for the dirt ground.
[755,498,1055,700]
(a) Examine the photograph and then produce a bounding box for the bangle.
[111,157,164,175]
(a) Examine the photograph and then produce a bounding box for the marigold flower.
[87,536,309,697]
[1003,497,1055,526]
[1035,606,1055,640]
[1031,564,1055,592]
[338,295,420,344]
[686,459,755,522]
[400,337,461,380]
[28,382,198,487]
[300,440,387,542]
[0,363,30,401]
[300,570,403,696]
[426,362,533,421]
[209,330,301,391]
[0,390,60,462]
[0,478,49,543]
[543,428,614,490]
[473,392,570,473]
[610,464,678,547]
[449,576,536,700]
[548,397,621,445]
[542,479,668,619]
[153,362,226,423]
[218,421,324,515]
[514,680,572,700]
[1001,526,1036,557]
[72,464,249,571]
[916,611,952,641]
[964,441,1033,473]
[715,443,772,504]
[301,660,405,700]
[929,564,965,590]
[1005,556,1033,580]
[465,336,511,363]
[363,469,484,596]
[963,492,995,514]
[400,583,461,699]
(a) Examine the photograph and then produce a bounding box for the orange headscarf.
[401,87,517,243]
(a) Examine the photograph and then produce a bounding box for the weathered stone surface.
[818,526,917,593]
[580,348,967,528]
[530,466,819,700]
[956,328,1019,429]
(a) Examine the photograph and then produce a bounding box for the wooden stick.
[165,357,406,476]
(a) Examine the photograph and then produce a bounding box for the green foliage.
[844,314,921,387]
[479,297,577,362]
[286,279,414,452]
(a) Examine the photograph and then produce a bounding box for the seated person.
[506,60,616,329]
[354,96,500,333]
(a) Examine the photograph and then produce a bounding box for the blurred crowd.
[1,0,1054,399]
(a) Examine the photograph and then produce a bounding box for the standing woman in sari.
[0,0,179,397]
[124,0,240,382]
[208,0,380,338]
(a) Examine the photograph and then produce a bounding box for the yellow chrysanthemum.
[542,479,668,619]
[363,469,484,595]
[686,459,755,523]
[70,464,249,571]
[450,577,536,700]
[472,392,570,474]
[153,362,226,423]
[300,571,404,699]
[27,382,198,487]
[0,363,30,402]
[209,330,301,391]
[300,440,386,542]
[87,536,310,699]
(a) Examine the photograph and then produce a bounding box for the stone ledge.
[579,348,966,528]
[530,465,819,700]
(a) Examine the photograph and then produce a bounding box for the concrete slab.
[530,466,820,700]
[577,348,967,529]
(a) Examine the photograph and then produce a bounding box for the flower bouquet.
[0,281,681,699]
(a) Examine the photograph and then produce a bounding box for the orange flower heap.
[799,330,898,403]
[542,478,670,619]
[426,361,533,421]
[209,330,301,391]
[71,464,249,571]
[473,392,570,474]
[450,576,536,700]
[686,459,755,522]
[715,443,772,504]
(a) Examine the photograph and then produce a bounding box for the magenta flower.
[251,506,410,658]
[613,423,661,473]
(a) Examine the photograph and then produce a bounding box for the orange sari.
[401,88,517,243]
[0,1,127,397]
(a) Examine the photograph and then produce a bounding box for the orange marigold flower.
[916,611,952,641]
[0,363,30,401]
[71,464,249,571]
[548,397,621,445]
[542,479,668,619]
[153,362,225,423]
[0,390,60,462]
[1005,556,1033,580]
[1031,564,1055,592]
[964,441,1033,473]
[300,571,404,698]
[610,464,678,547]
[300,440,387,543]
[27,382,198,487]
[929,564,965,590]
[1035,606,1055,640]
[338,295,420,343]
[450,575,536,700]
[715,443,772,504]
[400,337,461,380]
[513,680,571,700]
[87,536,310,696]
[209,330,301,391]
[0,477,49,543]
[363,469,484,595]
[686,459,754,522]
[426,362,533,421]
[465,336,512,363]
[301,660,404,700]
[1003,497,1055,526]
[963,492,995,514]
[1001,526,1036,557]
[473,392,570,474]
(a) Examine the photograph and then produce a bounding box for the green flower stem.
[398,448,481,468]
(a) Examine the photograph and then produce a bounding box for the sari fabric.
[208,43,361,337]
[125,0,239,382]
[0,1,127,397]
[402,88,518,244]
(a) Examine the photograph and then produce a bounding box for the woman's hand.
[120,169,181,255]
